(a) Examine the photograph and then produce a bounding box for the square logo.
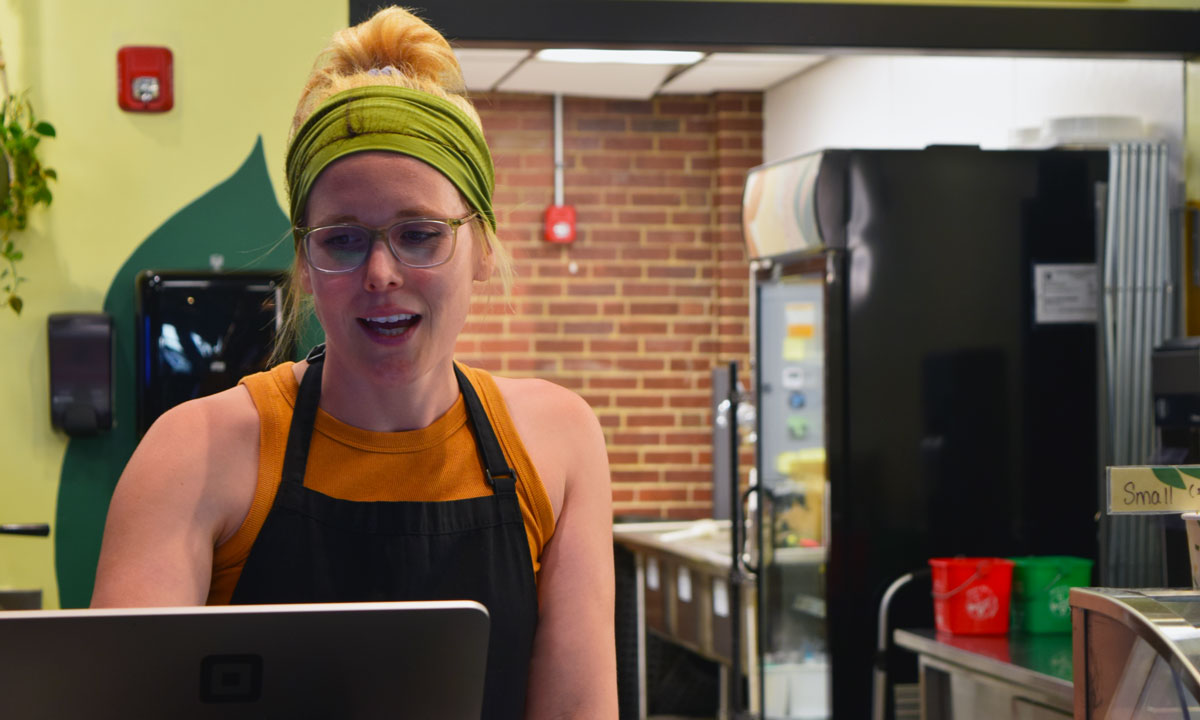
[200,654,262,703]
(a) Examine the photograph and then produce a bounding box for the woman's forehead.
[306,152,468,221]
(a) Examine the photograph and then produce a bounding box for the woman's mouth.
[358,313,420,337]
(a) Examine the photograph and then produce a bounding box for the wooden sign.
[1108,466,1200,514]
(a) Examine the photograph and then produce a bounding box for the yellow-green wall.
[0,0,346,608]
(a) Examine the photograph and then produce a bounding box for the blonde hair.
[273,6,513,362]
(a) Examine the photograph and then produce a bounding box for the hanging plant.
[0,41,56,315]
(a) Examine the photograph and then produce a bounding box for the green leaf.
[7,294,21,314]
[2,241,11,254]
[33,187,51,205]
[1180,467,1200,480]
[1153,467,1187,489]
[33,121,55,138]
[10,251,21,261]
[6,122,21,139]
[43,168,56,180]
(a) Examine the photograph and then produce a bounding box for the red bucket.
[929,557,1014,635]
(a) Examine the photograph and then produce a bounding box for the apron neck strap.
[454,363,517,494]
[281,348,325,487]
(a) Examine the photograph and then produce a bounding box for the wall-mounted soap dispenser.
[47,312,114,437]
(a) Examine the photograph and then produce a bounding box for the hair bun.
[290,6,478,140]
[326,7,465,93]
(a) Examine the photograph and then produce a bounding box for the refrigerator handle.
[737,484,761,577]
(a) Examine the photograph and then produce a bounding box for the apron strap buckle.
[486,468,517,493]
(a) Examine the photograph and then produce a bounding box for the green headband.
[286,85,496,233]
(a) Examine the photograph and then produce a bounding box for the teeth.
[364,314,416,323]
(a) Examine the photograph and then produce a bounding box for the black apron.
[230,347,539,720]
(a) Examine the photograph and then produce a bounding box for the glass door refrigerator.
[742,147,1107,719]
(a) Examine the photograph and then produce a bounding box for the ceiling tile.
[659,52,825,94]
[455,48,531,92]
[497,59,675,100]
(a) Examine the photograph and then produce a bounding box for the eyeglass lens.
[305,220,456,271]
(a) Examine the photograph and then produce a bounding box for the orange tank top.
[206,361,555,605]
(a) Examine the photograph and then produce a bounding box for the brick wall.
[457,92,762,519]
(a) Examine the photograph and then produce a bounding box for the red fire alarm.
[544,205,576,244]
[117,46,173,112]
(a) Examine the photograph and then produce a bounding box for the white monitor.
[0,600,489,720]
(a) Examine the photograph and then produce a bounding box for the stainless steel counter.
[614,519,735,571]
[894,629,1073,719]
[613,519,756,719]
[613,519,833,718]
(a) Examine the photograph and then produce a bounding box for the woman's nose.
[363,238,405,291]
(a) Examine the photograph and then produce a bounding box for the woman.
[91,7,618,719]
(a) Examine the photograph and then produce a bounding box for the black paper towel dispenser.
[135,270,284,436]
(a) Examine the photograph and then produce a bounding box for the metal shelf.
[774,546,827,565]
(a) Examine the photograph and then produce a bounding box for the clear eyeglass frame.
[297,211,481,273]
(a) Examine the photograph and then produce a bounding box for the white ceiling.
[455,48,825,100]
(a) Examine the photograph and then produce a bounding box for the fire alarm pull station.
[544,205,576,244]
[117,46,173,112]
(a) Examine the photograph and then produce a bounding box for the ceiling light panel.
[536,48,705,65]
[498,59,674,100]
[455,48,531,92]
[659,52,826,94]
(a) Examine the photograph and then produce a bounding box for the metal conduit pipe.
[1133,146,1147,462]
[553,93,564,207]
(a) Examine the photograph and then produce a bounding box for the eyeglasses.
[297,212,480,273]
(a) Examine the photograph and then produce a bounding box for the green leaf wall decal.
[54,138,320,608]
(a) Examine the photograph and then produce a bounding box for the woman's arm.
[518,386,618,719]
[90,387,258,607]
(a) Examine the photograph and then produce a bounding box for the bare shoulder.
[490,376,605,461]
[140,385,259,466]
[491,376,599,432]
[491,376,608,518]
[123,385,260,540]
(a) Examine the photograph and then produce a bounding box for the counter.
[893,629,1072,719]
[612,520,756,719]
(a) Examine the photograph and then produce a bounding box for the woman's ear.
[298,259,314,294]
[473,238,495,283]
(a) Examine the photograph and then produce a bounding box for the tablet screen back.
[0,600,489,720]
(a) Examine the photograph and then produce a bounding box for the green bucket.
[1009,556,1093,634]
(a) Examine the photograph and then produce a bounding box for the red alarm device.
[117,46,174,112]
[544,205,576,244]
